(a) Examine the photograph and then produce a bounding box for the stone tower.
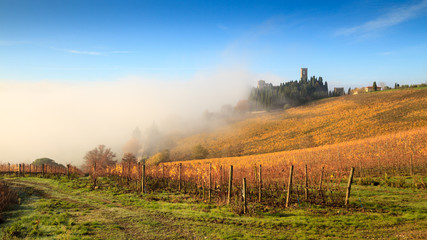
[301,68,308,81]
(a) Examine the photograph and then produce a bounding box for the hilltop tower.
[301,68,308,81]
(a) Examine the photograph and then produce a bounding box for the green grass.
[0,176,426,239]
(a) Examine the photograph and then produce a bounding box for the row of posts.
[231,165,354,211]
[119,162,355,209]
[3,163,72,179]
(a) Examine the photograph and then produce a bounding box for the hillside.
[170,88,427,161]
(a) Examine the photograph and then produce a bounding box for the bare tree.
[122,152,137,165]
[379,82,387,90]
[122,152,137,181]
[84,145,116,174]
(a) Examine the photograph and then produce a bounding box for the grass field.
[1,176,426,239]
[170,88,427,161]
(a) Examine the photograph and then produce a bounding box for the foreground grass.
[0,176,426,239]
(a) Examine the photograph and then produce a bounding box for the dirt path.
[4,178,198,239]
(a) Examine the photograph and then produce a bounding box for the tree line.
[249,76,328,110]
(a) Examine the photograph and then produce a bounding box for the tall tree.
[122,152,137,165]
[84,145,116,173]
[373,81,377,91]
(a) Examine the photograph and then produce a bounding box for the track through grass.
[0,176,426,239]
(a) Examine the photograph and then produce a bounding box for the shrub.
[0,181,18,221]
[192,145,209,159]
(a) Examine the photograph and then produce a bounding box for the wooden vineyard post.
[42,164,45,177]
[258,164,262,203]
[201,181,204,199]
[177,163,182,192]
[219,165,223,188]
[377,144,381,175]
[208,163,212,203]
[178,163,182,192]
[304,164,308,201]
[242,178,247,214]
[162,164,165,186]
[285,165,294,208]
[142,163,146,194]
[137,162,141,191]
[93,162,97,186]
[319,166,324,190]
[67,164,70,179]
[345,167,355,206]
[227,165,233,205]
[410,155,413,176]
[121,164,124,184]
[127,162,131,184]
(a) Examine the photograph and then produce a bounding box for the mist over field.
[0,67,255,166]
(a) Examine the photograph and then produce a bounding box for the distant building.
[366,86,382,92]
[351,86,382,95]
[334,88,345,96]
[301,68,308,81]
[257,80,272,89]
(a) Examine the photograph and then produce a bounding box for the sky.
[1,0,427,165]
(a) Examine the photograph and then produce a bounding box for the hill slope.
[170,88,427,161]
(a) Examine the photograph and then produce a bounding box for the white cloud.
[336,0,427,36]
[62,49,133,55]
[66,49,103,55]
[378,51,395,56]
[110,51,133,54]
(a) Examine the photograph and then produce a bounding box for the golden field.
[170,88,427,161]
[160,127,426,187]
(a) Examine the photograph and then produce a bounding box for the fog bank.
[0,67,254,166]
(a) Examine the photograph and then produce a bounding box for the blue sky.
[1,0,427,88]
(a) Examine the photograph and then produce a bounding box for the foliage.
[249,76,328,109]
[395,82,427,89]
[83,145,117,173]
[192,144,209,160]
[121,152,137,165]
[32,158,65,168]
[0,181,18,222]
[234,99,249,113]
[146,149,170,166]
